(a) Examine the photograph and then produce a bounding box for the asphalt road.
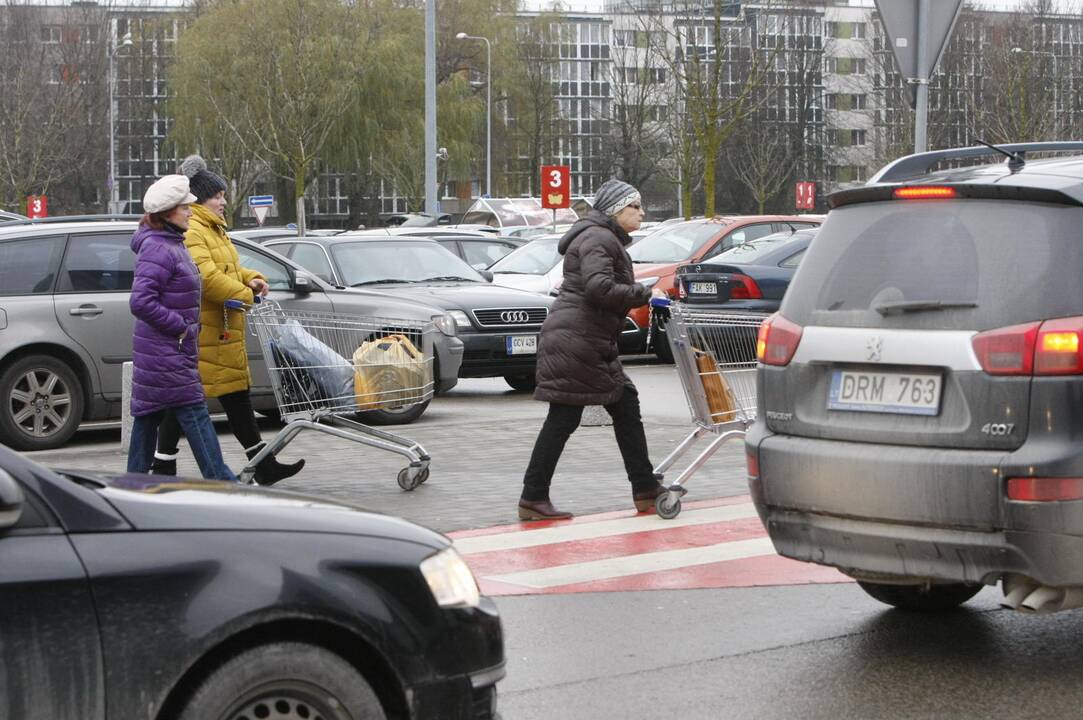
[25,360,1083,720]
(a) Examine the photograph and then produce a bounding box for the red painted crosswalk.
[449,495,850,596]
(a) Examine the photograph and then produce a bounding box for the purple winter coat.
[129,224,205,417]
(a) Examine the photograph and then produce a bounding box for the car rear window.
[782,199,1083,330]
[716,229,815,265]
[627,221,721,264]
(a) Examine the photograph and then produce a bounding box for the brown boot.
[518,499,574,521]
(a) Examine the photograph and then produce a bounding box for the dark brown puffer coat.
[534,211,651,406]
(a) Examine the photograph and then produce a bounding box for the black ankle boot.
[246,443,305,486]
[149,452,178,476]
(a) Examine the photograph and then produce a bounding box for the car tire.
[178,642,387,720]
[356,397,430,425]
[857,580,982,612]
[0,354,85,451]
[504,374,537,392]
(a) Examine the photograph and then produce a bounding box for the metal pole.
[108,41,116,213]
[484,36,491,198]
[424,0,438,215]
[913,0,930,154]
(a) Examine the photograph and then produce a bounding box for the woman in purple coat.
[126,175,236,481]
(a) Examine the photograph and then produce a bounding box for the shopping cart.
[241,298,435,490]
[651,299,767,519]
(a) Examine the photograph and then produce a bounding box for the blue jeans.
[127,403,238,482]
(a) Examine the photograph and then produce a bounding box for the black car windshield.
[331,240,484,286]
[489,238,561,275]
[716,229,816,265]
[627,221,722,263]
[782,199,1083,330]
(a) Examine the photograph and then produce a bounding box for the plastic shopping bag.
[274,319,355,402]
[353,334,431,410]
[694,348,737,423]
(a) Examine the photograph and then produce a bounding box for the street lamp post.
[108,29,132,214]
[1010,46,1059,137]
[456,32,491,198]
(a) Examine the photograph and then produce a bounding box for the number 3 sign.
[540,165,570,209]
[26,195,48,219]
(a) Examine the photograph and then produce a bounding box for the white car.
[487,234,564,295]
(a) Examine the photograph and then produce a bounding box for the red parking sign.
[795,182,816,210]
[541,166,570,209]
[26,195,47,218]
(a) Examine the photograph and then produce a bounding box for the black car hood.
[80,472,448,549]
[373,282,552,309]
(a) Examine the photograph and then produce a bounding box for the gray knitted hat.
[179,154,227,203]
[593,178,641,216]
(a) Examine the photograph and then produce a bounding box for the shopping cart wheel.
[656,493,682,520]
[416,467,430,484]
[397,467,422,491]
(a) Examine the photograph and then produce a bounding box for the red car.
[626,215,822,357]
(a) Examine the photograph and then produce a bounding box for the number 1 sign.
[541,166,570,209]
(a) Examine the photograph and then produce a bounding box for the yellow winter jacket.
[184,203,265,397]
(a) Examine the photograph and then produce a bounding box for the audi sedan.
[0,445,504,719]
[263,234,555,391]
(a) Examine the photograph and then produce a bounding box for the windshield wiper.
[350,279,413,287]
[423,276,477,282]
[874,300,978,316]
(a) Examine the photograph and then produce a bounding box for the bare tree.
[506,14,560,196]
[0,1,111,213]
[728,126,797,213]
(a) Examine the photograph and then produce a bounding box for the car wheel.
[178,642,386,720]
[0,354,85,451]
[356,397,430,426]
[651,321,674,363]
[857,580,982,612]
[504,374,537,392]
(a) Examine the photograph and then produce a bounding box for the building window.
[827,165,867,183]
[826,57,866,75]
[825,93,867,111]
[826,22,866,40]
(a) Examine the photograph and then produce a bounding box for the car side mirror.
[0,469,24,530]
[293,272,316,294]
[478,270,494,282]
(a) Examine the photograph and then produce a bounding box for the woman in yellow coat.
[150,155,304,485]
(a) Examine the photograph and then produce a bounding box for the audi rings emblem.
[501,310,531,323]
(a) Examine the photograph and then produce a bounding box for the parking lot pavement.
[24,363,751,534]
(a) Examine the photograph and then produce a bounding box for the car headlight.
[639,276,659,289]
[447,310,473,329]
[420,547,480,609]
[432,313,457,337]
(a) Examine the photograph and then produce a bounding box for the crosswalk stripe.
[452,502,759,555]
[484,537,776,589]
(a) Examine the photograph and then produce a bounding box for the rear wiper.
[423,276,477,282]
[350,279,413,286]
[874,300,978,316]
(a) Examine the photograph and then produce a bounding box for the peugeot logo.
[866,336,883,362]
[501,310,530,323]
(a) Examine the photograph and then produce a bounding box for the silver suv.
[747,142,1083,613]
[0,219,464,451]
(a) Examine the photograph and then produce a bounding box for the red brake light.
[728,274,763,300]
[1007,477,1083,502]
[1035,317,1083,375]
[972,316,1083,376]
[746,447,760,479]
[893,186,958,200]
[757,313,803,366]
[972,322,1039,375]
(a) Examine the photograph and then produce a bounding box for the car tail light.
[677,280,687,299]
[746,448,760,478]
[728,274,763,300]
[893,186,958,200]
[1007,477,1083,502]
[972,316,1083,376]
[972,322,1039,375]
[757,313,802,366]
[1035,317,1083,375]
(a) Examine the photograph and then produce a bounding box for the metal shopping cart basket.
[242,299,435,490]
[651,301,767,519]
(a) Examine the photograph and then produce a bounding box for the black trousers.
[521,383,657,502]
[156,389,262,455]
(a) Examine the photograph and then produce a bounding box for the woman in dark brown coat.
[518,179,674,520]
